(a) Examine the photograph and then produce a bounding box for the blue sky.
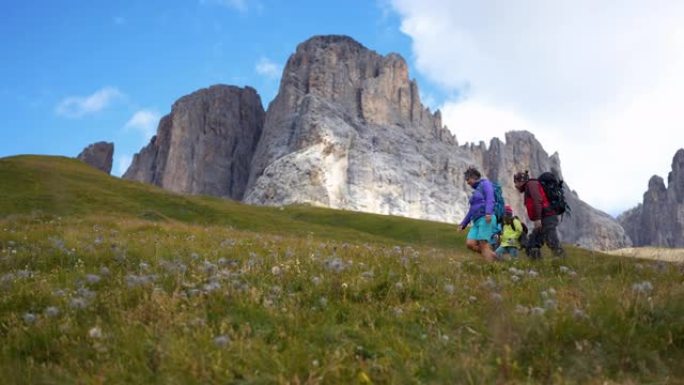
[1,0,433,173]
[3,0,684,216]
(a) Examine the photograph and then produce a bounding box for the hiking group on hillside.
[459,166,568,262]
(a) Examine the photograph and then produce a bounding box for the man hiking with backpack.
[513,170,566,259]
[459,167,501,262]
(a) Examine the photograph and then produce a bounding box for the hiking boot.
[527,248,541,260]
[553,248,566,259]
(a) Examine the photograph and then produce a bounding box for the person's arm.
[460,209,473,229]
[483,180,494,216]
[527,181,544,220]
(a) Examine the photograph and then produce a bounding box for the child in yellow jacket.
[495,205,525,260]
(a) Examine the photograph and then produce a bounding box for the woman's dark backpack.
[537,172,571,216]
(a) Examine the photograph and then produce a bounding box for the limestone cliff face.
[121,35,632,250]
[465,131,631,250]
[77,141,114,174]
[618,149,684,247]
[244,35,470,223]
[123,85,264,200]
[242,35,629,250]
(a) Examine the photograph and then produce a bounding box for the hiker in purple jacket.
[459,167,497,262]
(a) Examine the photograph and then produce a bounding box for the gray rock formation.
[121,34,632,250]
[244,35,471,223]
[243,35,629,250]
[77,141,114,174]
[618,149,684,247]
[467,131,631,250]
[123,85,264,200]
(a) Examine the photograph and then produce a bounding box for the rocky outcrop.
[244,35,469,223]
[123,85,264,200]
[465,131,631,250]
[77,141,114,174]
[122,35,632,250]
[618,149,684,247]
[242,35,629,250]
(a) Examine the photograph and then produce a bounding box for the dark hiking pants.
[526,215,565,259]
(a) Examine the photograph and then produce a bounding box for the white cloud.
[124,109,160,142]
[255,57,282,79]
[390,0,684,216]
[115,154,132,177]
[55,87,124,118]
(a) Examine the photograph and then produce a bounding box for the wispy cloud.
[124,109,160,141]
[255,57,281,79]
[200,0,261,13]
[55,87,124,118]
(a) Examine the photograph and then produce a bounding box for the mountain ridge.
[122,34,631,250]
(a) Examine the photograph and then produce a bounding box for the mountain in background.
[123,35,630,250]
[619,149,684,247]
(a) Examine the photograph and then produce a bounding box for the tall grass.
[0,156,683,384]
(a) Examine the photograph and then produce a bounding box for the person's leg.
[478,241,496,262]
[477,215,497,261]
[542,216,565,257]
[527,227,543,260]
[466,222,481,252]
[495,245,506,260]
[466,239,481,252]
[509,247,519,259]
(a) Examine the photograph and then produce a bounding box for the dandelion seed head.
[531,307,546,316]
[213,335,230,347]
[44,306,60,318]
[85,274,101,285]
[632,281,654,294]
[70,297,87,310]
[88,326,102,339]
[544,299,557,310]
[515,304,529,314]
[443,284,455,295]
[23,312,37,324]
[271,266,282,276]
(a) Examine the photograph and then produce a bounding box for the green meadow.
[1,156,683,384]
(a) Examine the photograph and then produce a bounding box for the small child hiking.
[495,205,526,260]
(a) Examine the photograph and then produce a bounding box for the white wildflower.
[85,274,101,285]
[88,326,102,339]
[213,335,230,347]
[531,307,546,316]
[44,306,60,318]
[23,312,37,324]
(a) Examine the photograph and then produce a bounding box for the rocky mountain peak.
[619,148,684,247]
[123,85,264,200]
[77,141,114,174]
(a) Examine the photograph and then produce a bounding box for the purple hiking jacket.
[459,178,495,227]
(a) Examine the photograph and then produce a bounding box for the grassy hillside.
[1,155,683,384]
[0,156,461,249]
